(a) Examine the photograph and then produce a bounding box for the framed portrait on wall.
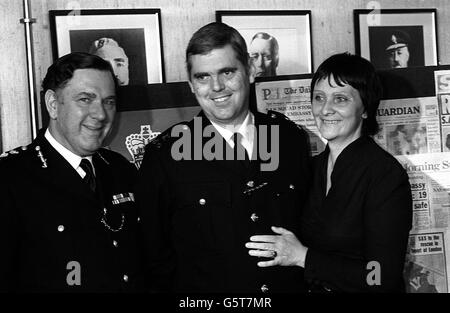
[216,10,313,78]
[354,9,438,70]
[49,9,165,85]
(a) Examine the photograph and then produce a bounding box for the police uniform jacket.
[136,110,311,293]
[0,131,142,292]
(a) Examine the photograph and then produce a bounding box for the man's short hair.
[251,32,279,65]
[385,30,411,52]
[42,52,118,94]
[185,22,249,77]
[311,52,382,136]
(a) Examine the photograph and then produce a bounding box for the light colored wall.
[1,0,450,151]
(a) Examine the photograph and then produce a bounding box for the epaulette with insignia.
[267,109,305,131]
[149,123,186,149]
[267,110,291,122]
[0,145,29,161]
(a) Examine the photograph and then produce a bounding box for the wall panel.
[1,0,450,150]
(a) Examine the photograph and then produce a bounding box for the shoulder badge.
[0,145,29,160]
[268,110,290,121]
[150,125,181,149]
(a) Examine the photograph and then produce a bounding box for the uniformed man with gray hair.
[0,52,142,292]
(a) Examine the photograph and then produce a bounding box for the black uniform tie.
[80,158,96,192]
[233,132,250,167]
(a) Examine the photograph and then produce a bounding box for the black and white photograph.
[217,10,312,77]
[354,9,438,69]
[49,9,165,84]
[4,0,450,300]
[386,123,428,155]
[70,28,147,86]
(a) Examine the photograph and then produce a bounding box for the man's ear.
[248,59,256,84]
[45,90,59,120]
[188,80,195,94]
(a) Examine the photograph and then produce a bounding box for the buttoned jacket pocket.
[173,181,232,255]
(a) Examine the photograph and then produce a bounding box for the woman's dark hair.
[42,52,118,93]
[311,52,382,136]
[185,22,249,78]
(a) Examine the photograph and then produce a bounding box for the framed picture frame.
[49,9,165,85]
[216,10,313,78]
[354,9,438,70]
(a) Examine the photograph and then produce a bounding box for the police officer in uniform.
[136,22,311,293]
[0,52,142,292]
[385,30,411,69]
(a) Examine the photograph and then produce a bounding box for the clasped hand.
[245,226,308,268]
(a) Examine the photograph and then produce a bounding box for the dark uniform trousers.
[136,110,311,293]
[0,131,143,292]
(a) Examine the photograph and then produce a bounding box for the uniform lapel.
[194,110,264,176]
[33,133,99,206]
[93,152,114,208]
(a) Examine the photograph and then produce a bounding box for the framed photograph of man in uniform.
[216,10,313,78]
[49,9,165,85]
[354,9,438,70]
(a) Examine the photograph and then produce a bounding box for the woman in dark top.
[246,53,412,292]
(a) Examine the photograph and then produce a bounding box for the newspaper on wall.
[254,77,325,155]
[404,232,447,293]
[396,152,450,293]
[435,70,450,153]
[374,96,441,156]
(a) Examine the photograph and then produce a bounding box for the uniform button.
[199,198,206,205]
[289,184,295,190]
[57,225,65,232]
[261,284,269,293]
[123,274,129,282]
[250,213,259,222]
[137,217,141,223]
[113,240,118,247]
[247,180,254,188]
[271,113,277,119]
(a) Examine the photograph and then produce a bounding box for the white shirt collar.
[209,111,255,159]
[45,129,93,177]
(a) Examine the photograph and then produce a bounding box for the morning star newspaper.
[396,152,450,293]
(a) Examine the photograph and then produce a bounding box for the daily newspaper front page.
[374,96,441,156]
[254,76,325,155]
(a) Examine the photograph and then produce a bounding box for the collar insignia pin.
[35,146,48,168]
